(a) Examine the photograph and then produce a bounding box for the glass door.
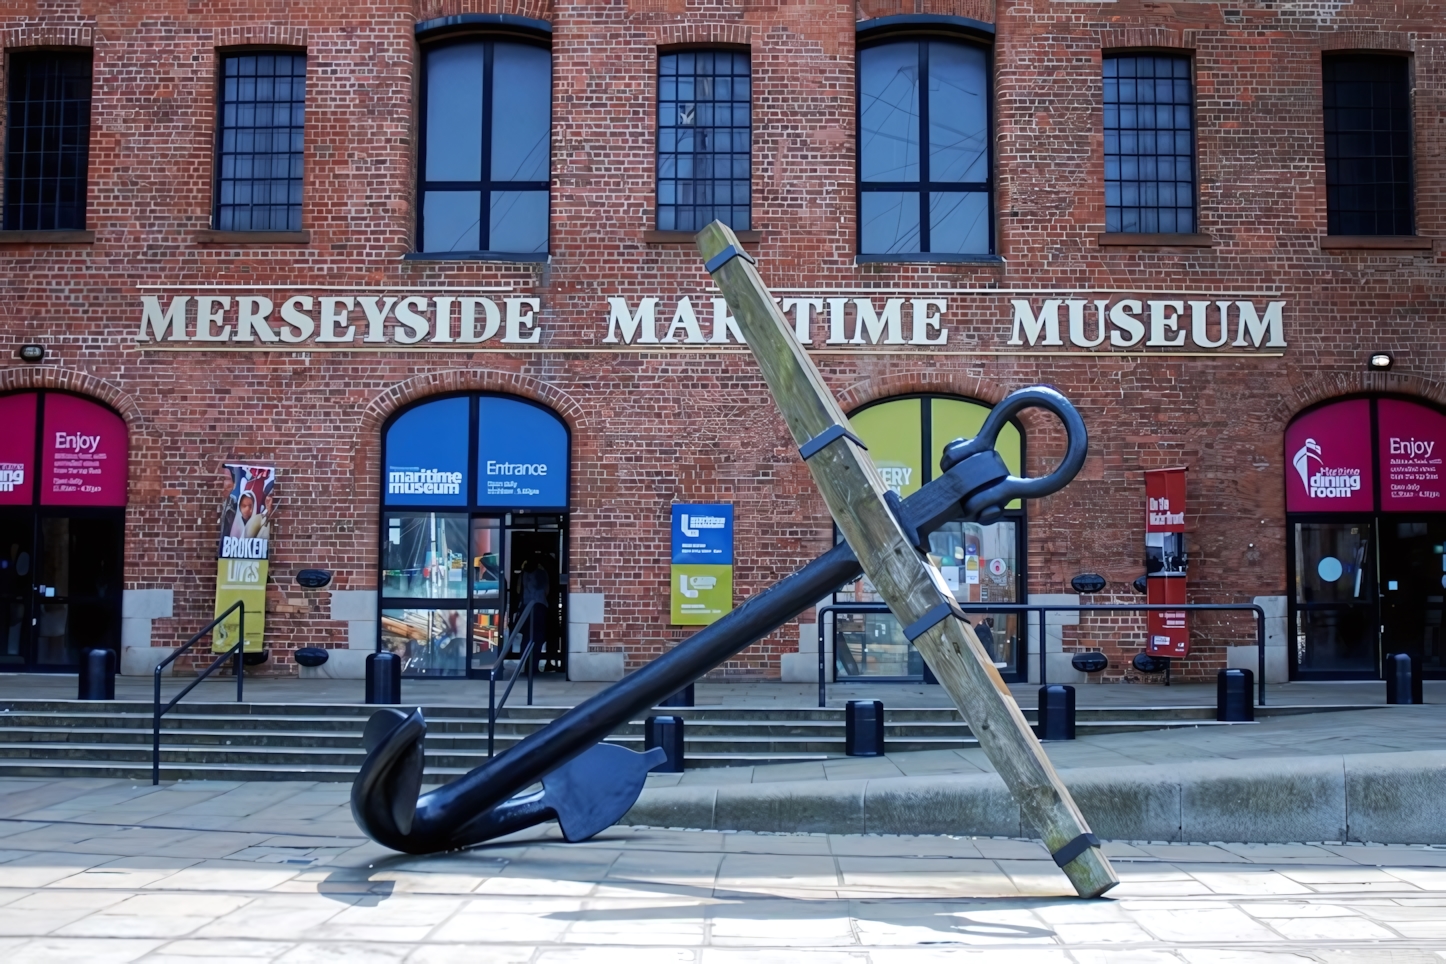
[1292,520,1379,676]
[1379,518,1446,678]
[469,517,503,676]
[0,511,33,668]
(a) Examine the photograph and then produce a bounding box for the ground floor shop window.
[380,393,568,678]
[832,395,1027,682]
[1286,396,1446,680]
[0,391,127,671]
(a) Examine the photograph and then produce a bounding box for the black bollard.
[77,647,116,701]
[365,651,402,705]
[1216,668,1254,722]
[1385,653,1423,705]
[645,715,685,773]
[1036,684,1076,740]
[845,699,885,756]
[659,683,695,707]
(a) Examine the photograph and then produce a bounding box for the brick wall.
[0,0,1441,680]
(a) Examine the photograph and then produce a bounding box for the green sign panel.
[670,563,733,625]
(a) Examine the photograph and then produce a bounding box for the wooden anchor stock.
[697,221,1118,898]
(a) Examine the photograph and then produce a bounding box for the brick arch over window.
[0,366,143,431]
[1,22,95,49]
[354,369,584,503]
[1321,31,1414,53]
[1272,372,1446,433]
[856,1,994,23]
[415,0,555,23]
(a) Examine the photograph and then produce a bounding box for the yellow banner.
[212,558,267,653]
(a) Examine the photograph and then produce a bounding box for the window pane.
[381,608,468,677]
[423,190,482,251]
[657,50,751,231]
[3,52,92,231]
[425,43,484,182]
[1323,55,1412,235]
[860,191,920,254]
[859,43,919,182]
[489,190,548,253]
[1102,54,1195,235]
[928,190,989,254]
[491,43,550,182]
[928,42,988,182]
[382,513,470,599]
[213,52,305,232]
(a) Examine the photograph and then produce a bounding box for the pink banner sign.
[1285,399,1374,513]
[39,393,128,507]
[0,394,36,506]
[1379,398,1446,512]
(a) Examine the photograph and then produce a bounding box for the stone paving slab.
[0,778,1444,960]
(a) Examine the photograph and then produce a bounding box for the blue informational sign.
[477,396,569,508]
[384,396,470,506]
[671,504,734,564]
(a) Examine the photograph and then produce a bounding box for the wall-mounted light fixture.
[1368,352,1394,371]
[17,345,45,363]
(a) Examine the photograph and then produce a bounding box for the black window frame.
[414,29,552,261]
[855,23,997,263]
[1322,53,1415,237]
[212,48,308,233]
[654,46,753,235]
[1102,51,1199,236]
[2,49,93,232]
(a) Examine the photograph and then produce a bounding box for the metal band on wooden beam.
[704,244,757,274]
[1051,832,1100,868]
[903,601,961,642]
[799,424,868,461]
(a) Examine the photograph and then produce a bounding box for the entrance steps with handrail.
[0,698,1369,782]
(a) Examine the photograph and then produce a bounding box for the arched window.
[0,391,127,670]
[380,393,569,678]
[857,22,993,259]
[833,395,1026,681]
[416,20,551,257]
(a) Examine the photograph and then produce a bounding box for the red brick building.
[0,0,1442,687]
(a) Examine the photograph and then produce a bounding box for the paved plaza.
[0,776,1443,962]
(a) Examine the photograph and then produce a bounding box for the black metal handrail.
[153,601,246,785]
[487,599,544,757]
[817,601,1268,708]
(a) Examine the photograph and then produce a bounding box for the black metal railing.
[487,599,544,757]
[153,600,247,785]
[816,601,1269,708]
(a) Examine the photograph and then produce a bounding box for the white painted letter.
[503,298,542,343]
[235,296,277,342]
[279,296,315,343]
[358,296,397,343]
[662,297,705,343]
[910,299,947,345]
[1008,299,1064,346]
[194,296,232,342]
[782,298,823,345]
[1067,299,1105,348]
[604,297,658,344]
[1146,300,1186,347]
[852,298,906,344]
[1109,299,1145,347]
[1232,300,1286,348]
[430,296,455,343]
[458,297,500,342]
[826,298,849,345]
[1190,301,1228,348]
[318,296,357,343]
[393,296,429,344]
[137,296,189,342]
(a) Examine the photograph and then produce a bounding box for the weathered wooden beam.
[697,221,1117,898]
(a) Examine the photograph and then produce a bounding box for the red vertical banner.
[0,394,37,506]
[1145,467,1189,658]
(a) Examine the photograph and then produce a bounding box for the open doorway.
[507,519,565,674]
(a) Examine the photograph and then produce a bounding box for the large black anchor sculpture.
[351,386,1087,855]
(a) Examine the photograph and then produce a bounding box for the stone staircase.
[0,699,1335,782]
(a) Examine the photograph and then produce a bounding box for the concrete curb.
[623,750,1446,844]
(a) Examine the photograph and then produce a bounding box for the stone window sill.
[855,253,1003,264]
[401,251,549,263]
[1320,235,1432,250]
[0,230,95,244]
[1097,233,1214,247]
[644,230,761,244]
[196,230,310,244]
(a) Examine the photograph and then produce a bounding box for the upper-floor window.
[858,38,991,257]
[419,38,550,255]
[1323,55,1413,236]
[1103,54,1196,234]
[215,52,306,232]
[657,50,751,233]
[3,50,92,231]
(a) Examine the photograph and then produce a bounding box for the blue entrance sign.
[671,504,733,564]
[384,396,469,506]
[477,396,569,508]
